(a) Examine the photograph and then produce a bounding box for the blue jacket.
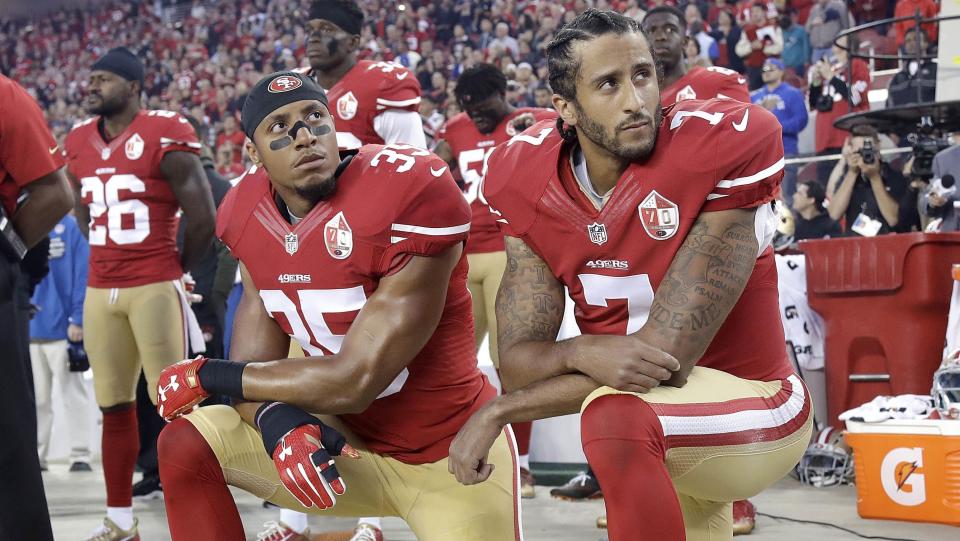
[751,83,809,156]
[29,215,88,340]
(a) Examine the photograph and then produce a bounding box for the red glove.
[156,355,209,420]
[273,423,360,509]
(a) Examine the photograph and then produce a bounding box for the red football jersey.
[661,66,750,106]
[0,76,65,216]
[483,99,793,382]
[439,107,558,254]
[317,60,422,149]
[65,110,200,288]
[217,144,495,464]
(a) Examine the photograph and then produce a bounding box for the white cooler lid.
[845,418,960,436]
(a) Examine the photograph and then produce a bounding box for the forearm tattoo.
[496,237,563,349]
[647,213,758,342]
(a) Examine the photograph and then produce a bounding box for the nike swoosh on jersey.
[397,72,408,80]
[49,145,59,154]
[430,166,448,177]
[732,110,750,132]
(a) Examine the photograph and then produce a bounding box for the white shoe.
[84,517,139,541]
[256,521,310,541]
[350,523,384,541]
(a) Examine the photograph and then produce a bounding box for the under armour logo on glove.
[272,423,360,510]
[156,356,210,420]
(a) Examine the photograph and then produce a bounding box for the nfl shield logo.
[324,211,353,259]
[284,232,299,255]
[639,190,680,240]
[587,222,608,246]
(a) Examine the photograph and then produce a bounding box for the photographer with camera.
[808,34,871,185]
[827,126,907,236]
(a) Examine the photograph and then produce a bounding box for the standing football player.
[302,0,426,150]
[154,71,520,541]
[262,2,426,538]
[448,10,812,541]
[433,63,557,499]
[643,5,750,105]
[64,47,216,541]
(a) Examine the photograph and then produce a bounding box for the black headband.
[241,72,329,139]
[309,0,363,35]
[91,47,144,87]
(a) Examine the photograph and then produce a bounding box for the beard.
[295,172,338,205]
[87,93,128,116]
[574,102,663,162]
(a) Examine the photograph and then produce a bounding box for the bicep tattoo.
[496,237,564,349]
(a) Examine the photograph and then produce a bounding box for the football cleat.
[520,467,536,498]
[132,474,163,500]
[348,523,384,541]
[256,521,310,541]
[549,470,602,501]
[732,499,756,535]
[70,461,93,472]
[596,515,606,529]
[84,517,139,541]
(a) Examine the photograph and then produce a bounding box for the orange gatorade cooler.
[844,418,960,526]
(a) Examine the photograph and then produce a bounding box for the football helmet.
[932,353,960,419]
[797,427,854,487]
[772,200,795,252]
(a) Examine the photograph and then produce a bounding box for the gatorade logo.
[269,75,303,93]
[880,447,926,506]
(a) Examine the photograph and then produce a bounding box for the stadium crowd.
[2,0,941,191]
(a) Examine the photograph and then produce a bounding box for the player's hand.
[156,355,210,420]
[572,335,680,393]
[181,273,203,304]
[67,323,83,343]
[448,402,503,486]
[273,423,360,509]
[509,112,537,133]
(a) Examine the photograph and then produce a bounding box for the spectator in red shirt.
[894,0,939,47]
[215,115,245,164]
[736,3,783,89]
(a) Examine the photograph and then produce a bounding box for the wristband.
[197,358,247,398]
[255,402,338,456]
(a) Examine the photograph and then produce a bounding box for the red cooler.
[800,233,960,428]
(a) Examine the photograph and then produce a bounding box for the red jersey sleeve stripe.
[376,97,421,108]
[390,222,471,236]
[715,157,784,190]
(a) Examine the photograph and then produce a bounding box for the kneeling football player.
[155,71,521,541]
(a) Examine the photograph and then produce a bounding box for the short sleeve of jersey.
[156,112,202,158]
[479,121,560,238]
[703,104,784,212]
[718,71,751,103]
[378,156,470,274]
[0,78,64,186]
[375,65,422,114]
[215,166,260,251]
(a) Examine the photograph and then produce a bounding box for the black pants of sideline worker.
[0,259,54,540]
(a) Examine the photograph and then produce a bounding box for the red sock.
[101,405,139,508]
[581,394,685,541]
[158,418,244,540]
[511,421,532,457]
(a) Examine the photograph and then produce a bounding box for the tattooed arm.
[496,235,678,393]
[635,207,760,387]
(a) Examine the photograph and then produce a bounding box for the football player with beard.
[447,10,812,541]
[64,47,216,541]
